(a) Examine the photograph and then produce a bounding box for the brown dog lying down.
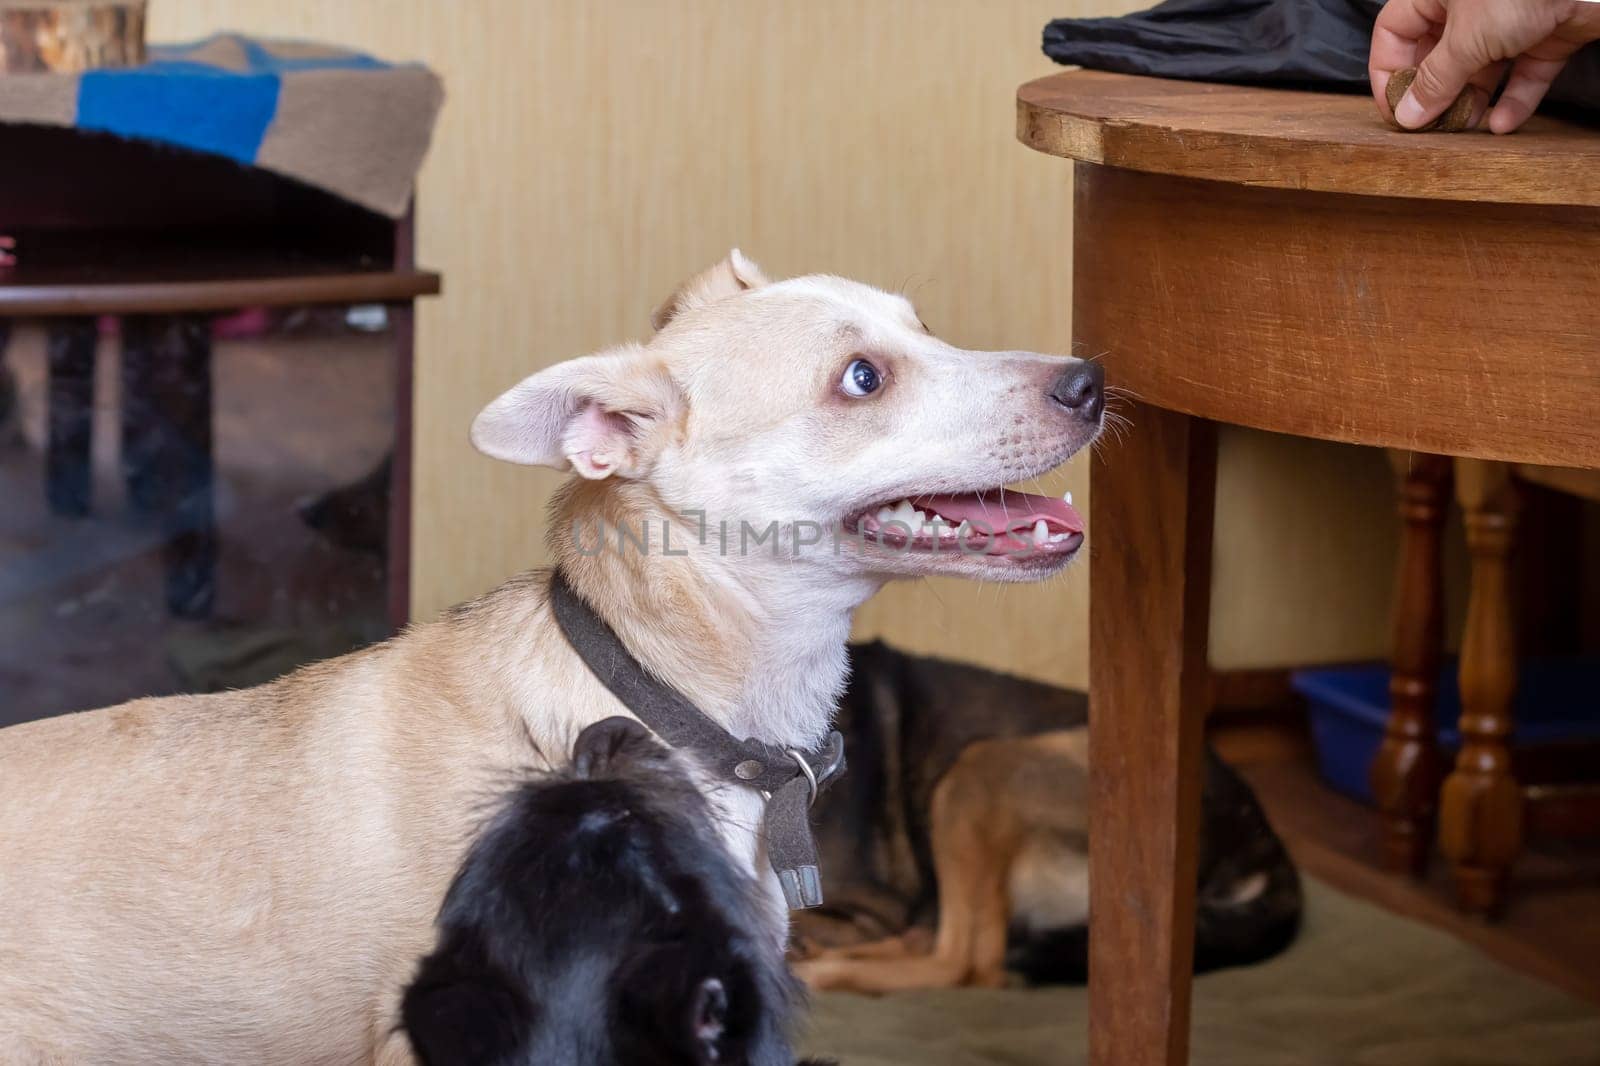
[792,641,1302,993]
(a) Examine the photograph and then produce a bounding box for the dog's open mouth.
[843,489,1084,559]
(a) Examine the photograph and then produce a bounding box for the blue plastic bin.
[1291,660,1600,804]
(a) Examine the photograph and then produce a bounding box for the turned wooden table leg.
[0,319,14,432]
[386,300,414,632]
[1089,402,1215,1066]
[1372,452,1451,876]
[1440,459,1523,916]
[45,316,98,517]
[386,209,418,632]
[121,315,216,619]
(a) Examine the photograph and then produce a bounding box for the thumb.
[1395,32,1480,128]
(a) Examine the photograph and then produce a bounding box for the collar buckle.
[787,749,819,807]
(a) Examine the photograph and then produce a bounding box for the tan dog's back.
[0,625,542,1064]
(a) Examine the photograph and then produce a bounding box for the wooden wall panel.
[150,1,1412,687]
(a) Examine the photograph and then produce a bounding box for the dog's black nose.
[1050,361,1103,422]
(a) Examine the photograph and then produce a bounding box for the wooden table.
[0,123,440,627]
[1016,70,1600,1066]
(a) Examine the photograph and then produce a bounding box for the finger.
[1372,0,1449,62]
[1457,60,1510,129]
[1489,49,1575,133]
[1370,0,1447,118]
[1372,26,1441,121]
[1394,27,1486,129]
[1461,85,1493,130]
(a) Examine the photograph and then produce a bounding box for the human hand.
[1370,0,1600,134]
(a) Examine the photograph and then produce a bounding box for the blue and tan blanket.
[0,33,443,217]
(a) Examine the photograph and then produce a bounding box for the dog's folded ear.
[651,248,770,331]
[572,716,662,779]
[470,345,685,478]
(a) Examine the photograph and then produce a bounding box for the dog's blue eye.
[842,359,882,398]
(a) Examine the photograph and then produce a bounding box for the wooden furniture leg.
[44,316,97,517]
[1089,402,1216,1066]
[385,208,417,631]
[1440,459,1523,916]
[1372,453,1451,876]
[0,318,13,431]
[387,303,413,631]
[121,315,215,619]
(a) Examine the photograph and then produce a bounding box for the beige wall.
[151,1,1411,687]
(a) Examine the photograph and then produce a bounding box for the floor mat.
[804,876,1600,1065]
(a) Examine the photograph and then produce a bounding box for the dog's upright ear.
[470,345,684,479]
[650,248,769,331]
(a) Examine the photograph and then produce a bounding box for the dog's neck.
[549,480,881,749]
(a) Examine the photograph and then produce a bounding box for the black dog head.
[403,717,821,1066]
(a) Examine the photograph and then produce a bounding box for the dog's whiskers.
[1103,381,1144,405]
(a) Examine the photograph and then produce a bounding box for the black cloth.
[1043,0,1600,118]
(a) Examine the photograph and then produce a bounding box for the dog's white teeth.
[955,520,972,538]
[1048,531,1073,544]
[875,506,896,525]
[1032,520,1049,544]
[1063,491,1074,506]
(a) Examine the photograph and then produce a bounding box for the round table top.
[1018,70,1600,207]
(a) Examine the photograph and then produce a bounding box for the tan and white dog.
[0,252,1102,1064]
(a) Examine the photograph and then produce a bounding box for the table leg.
[45,317,98,517]
[387,210,417,633]
[0,319,14,436]
[1372,453,1450,876]
[1440,459,1523,916]
[386,302,413,632]
[121,315,215,619]
[1089,403,1215,1066]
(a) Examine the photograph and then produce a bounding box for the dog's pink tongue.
[911,490,1083,533]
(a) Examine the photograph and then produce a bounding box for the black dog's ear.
[402,971,533,1066]
[573,716,660,779]
[614,945,761,1066]
[690,976,728,1064]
